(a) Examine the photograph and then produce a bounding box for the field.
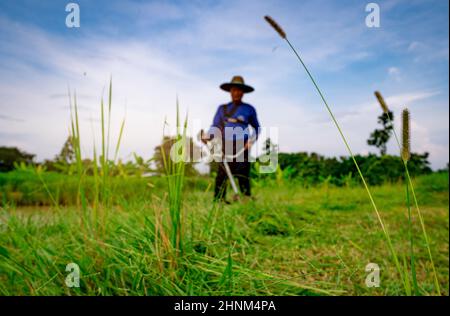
[1,0,449,302]
[0,170,448,296]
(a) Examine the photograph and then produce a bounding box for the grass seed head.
[264,15,286,39]
[374,91,389,113]
[402,108,411,161]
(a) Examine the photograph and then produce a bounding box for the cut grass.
[0,172,447,295]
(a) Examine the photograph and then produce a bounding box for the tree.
[367,110,394,155]
[153,136,201,176]
[42,136,76,174]
[0,146,35,172]
[55,136,75,164]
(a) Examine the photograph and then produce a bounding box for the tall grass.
[402,108,419,295]
[264,15,406,292]
[160,98,188,257]
[375,91,440,295]
[68,89,90,234]
[66,77,126,237]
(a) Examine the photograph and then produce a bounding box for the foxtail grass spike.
[264,15,406,290]
[264,16,286,39]
[374,91,389,113]
[373,93,441,295]
[402,108,410,162]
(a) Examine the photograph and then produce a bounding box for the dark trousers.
[214,148,251,200]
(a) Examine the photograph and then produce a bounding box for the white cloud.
[384,90,441,108]
[388,66,400,80]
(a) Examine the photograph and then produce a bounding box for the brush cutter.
[198,129,247,202]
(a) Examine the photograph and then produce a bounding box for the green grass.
[0,172,447,295]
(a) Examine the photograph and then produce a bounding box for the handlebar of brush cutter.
[197,129,253,197]
[197,129,252,160]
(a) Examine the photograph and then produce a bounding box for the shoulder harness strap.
[223,103,244,124]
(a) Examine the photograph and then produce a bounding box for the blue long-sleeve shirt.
[207,101,260,143]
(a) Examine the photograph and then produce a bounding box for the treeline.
[0,135,202,177]
[253,151,439,186]
[1,137,447,189]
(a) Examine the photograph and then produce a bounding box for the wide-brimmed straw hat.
[220,76,254,93]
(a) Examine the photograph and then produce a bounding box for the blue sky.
[0,0,448,170]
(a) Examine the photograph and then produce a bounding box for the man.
[201,76,261,203]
